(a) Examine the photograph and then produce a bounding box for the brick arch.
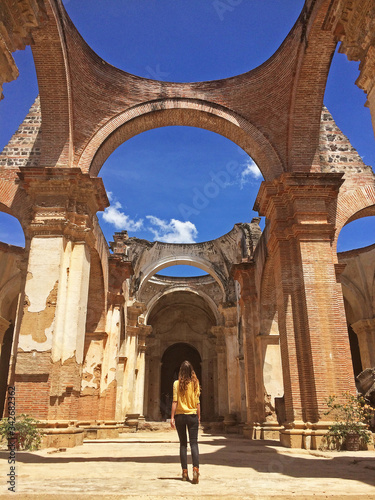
[137,255,226,300]
[27,0,344,181]
[77,99,283,180]
[334,186,375,252]
[287,0,338,171]
[0,179,31,232]
[31,0,72,168]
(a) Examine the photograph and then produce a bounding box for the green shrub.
[0,414,42,451]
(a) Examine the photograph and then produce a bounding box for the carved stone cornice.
[127,300,147,327]
[17,168,109,243]
[210,326,226,350]
[218,304,237,328]
[108,255,133,296]
[231,261,257,303]
[85,331,107,341]
[254,173,344,251]
[106,291,125,307]
[351,317,375,336]
[138,325,152,353]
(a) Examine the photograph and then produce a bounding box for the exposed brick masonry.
[0,97,41,169]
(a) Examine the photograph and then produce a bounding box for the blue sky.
[0,0,374,270]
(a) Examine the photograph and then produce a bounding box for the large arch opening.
[160,342,201,420]
[99,125,265,247]
[144,290,218,422]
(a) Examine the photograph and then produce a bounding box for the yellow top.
[173,379,200,415]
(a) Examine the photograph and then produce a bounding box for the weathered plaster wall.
[19,237,62,353]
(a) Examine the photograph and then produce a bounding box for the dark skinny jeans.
[174,413,199,469]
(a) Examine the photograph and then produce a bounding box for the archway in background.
[0,212,25,416]
[138,256,226,300]
[160,343,201,420]
[337,214,375,375]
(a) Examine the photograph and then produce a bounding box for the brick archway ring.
[334,186,375,252]
[78,99,284,181]
[137,255,226,300]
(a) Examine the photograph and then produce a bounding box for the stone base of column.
[242,423,254,438]
[124,413,140,430]
[257,421,283,441]
[137,415,146,430]
[223,413,240,434]
[39,421,84,449]
[243,421,283,441]
[77,420,120,440]
[278,421,372,450]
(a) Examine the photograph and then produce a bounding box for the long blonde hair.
[178,360,199,395]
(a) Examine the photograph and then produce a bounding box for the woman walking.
[170,360,201,484]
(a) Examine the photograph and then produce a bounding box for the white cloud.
[102,201,143,231]
[240,159,262,188]
[146,216,198,243]
[106,191,113,202]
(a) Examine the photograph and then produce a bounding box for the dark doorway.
[160,343,201,420]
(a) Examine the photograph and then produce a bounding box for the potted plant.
[0,414,43,451]
[324,392,374,451]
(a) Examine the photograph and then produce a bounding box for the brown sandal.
[192,467,199,484]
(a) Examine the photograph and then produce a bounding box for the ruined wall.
[319,106,374,191]
[0,97,41,170]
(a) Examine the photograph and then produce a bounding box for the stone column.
[232,263,263,437]
[144,340,162,421]
[13,168,108,423]
[100,301,121,421]
[134,324,152,420]
[220,306,242,422]
[105,259,133,423]
[255,173,356,448]
[212,329,229,418]
[122,301,147,421]
[351,318,375,369]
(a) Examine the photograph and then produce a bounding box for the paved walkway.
[1,430,375,499]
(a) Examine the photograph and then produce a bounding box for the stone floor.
[1,430,375,499]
